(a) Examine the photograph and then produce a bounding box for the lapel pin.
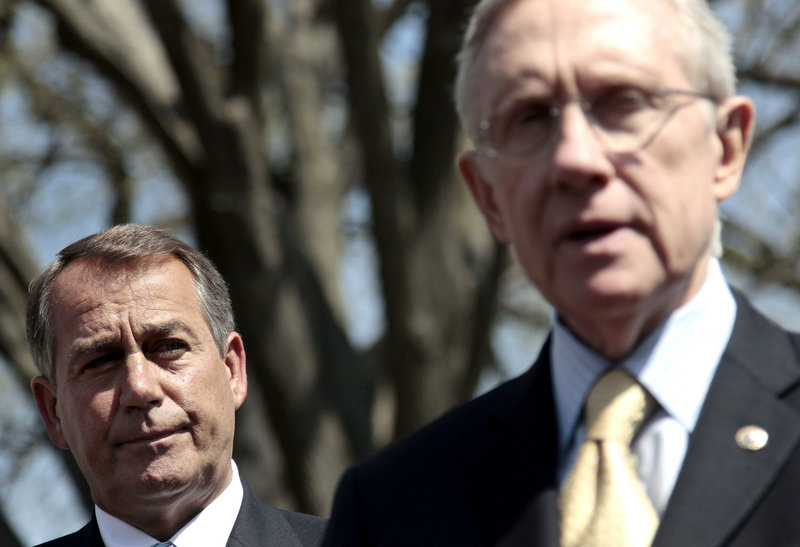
[735,425,769,451]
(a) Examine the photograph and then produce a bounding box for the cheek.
[498,173,547,241]
[179,363,235,420]
[637,158,719,266]
[59,392,110,448]
[662,150,719,224]
[638,118,719,207]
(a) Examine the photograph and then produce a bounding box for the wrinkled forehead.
[473,0,688,110]
[50,255,191,316]
[54,255,169,289]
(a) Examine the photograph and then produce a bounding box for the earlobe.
[457,151,511,243]
[714,96,756,201]
[31,376,69,450]
[224,333,248,409]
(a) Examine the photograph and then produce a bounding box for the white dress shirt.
[551,259,737,514]
[96,460,244,547]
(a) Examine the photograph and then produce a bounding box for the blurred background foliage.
[1,0,800,544]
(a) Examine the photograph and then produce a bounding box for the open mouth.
[568,221,626,242]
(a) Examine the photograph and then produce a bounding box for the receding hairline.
[46,255,207,365]
[53,252,189,284]
[454,0,735,138]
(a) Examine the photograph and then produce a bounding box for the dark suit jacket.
[36,480,326,546]
[324,292,800,546]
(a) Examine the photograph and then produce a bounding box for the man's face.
[459,0,752,351]
[32,256,247,528]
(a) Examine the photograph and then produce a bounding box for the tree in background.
[1,0,800,543]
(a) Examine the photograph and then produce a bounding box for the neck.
[96,466,233,541]
[561,259,711,360]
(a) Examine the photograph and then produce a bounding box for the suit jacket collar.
[227,480,310,546]
[36,516,103,547]
[39,480,311,547]
[654,292,800,547]
[468,340,561,546]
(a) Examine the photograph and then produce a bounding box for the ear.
[223,332,248,409]
[31,376,70,450]
[713,96,756,202]
[457,151,512,243]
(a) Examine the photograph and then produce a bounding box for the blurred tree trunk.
[0,200,94,510]
[0,511,21,547]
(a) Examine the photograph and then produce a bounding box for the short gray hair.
[26,224,235,383]
[453,0,737,140]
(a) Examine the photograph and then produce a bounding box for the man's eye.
[149,339,188,359]
[597,88,651,114]
[510,103,552,127]
[591,88,655,131]
[496,103,553,145]
[82,353,119,373]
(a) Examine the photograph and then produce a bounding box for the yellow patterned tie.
[559,368,659,547]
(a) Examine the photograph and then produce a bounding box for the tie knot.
[585,368,657,445]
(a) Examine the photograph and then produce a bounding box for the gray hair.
[453,0,735,257]
[453,0,737,140]
[26,224,235,383]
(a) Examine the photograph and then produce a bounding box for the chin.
[126,456,193,493]
[570,266,653,300]
[554,284,662,329]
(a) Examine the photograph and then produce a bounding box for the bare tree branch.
[724,220,800,291]
[459,242,507,401]
[141,0,226,154]
[332,0,421,437]
[409,0,474,218]
[34,0,199,181]
[226,0,267,120]
[749,105,800,156]
[12,59,135,225]
[377,0,417,37]
[0,510,21,547]
[0,200,38,383]
[739,66,800,89]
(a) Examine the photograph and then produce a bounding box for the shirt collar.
[96,460,244,547]
[551,258,737,458]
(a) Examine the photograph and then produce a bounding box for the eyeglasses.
[478,87,716,159]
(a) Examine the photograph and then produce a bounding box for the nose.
[118,353,164,410]
[547,102,613,190]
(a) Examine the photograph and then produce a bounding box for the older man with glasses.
[323,0,800,546]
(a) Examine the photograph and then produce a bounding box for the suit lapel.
[654,295,800,547]
[47,515,104,547]
[227,481,303,547]
[89,515,105,547]
[469,343,561,547]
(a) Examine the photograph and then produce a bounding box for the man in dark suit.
[323,0,800,545]
[28,224,325,546]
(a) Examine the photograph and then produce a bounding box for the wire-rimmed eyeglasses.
[478,87,716,159]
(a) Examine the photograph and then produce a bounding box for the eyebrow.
[67,319,197,364]
[491,72,550,110]
[147,319,196,339]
